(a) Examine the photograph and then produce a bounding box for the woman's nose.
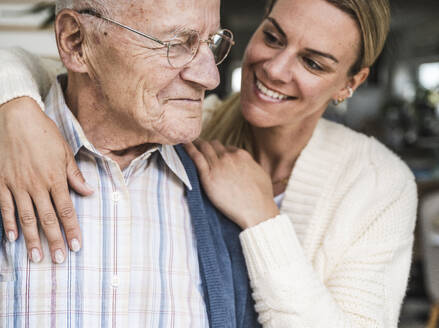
[262,50,296,84]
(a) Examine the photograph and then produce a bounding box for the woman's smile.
[254,74,296,102]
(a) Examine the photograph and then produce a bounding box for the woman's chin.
[241,102,277,128]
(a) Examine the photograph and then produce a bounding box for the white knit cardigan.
[0,47,418,327]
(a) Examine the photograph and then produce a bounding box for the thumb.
[66,151,93,196]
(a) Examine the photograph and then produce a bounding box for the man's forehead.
[121,0,221,33]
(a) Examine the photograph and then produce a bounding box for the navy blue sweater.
[175,145,260,328]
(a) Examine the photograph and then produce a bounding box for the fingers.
[0,97,83,264]
[210,140,227,156]
[32,190,66,264]
[193,139,219,167]
[66,149,93,196]
[185,139,236,173]
[183,142,210,173]
[12,191,43,263]
[50,181,82,254]
[226,145,239,152]
[0,186,17,242]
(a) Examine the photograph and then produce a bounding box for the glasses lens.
[167,31,200,68]
[209,29,234,65]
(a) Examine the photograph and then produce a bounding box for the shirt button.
[112,191,120,203]
[111,275,120,288]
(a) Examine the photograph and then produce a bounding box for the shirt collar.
[44,75,192,190]
[158,145,192,190]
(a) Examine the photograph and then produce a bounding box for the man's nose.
[180,44,220,90]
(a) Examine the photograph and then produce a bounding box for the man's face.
[81,0,221,145]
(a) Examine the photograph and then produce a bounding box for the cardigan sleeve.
[239,170,417,327]
[0,47,63,110]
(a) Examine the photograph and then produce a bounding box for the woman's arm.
[0,47,61,107]
[0,47,92,264]
[185,139,417,327]
[239,183,416,328]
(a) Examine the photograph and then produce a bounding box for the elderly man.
[0,0,259,327]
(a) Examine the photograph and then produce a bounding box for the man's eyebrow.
[305,48,339,63]
[266,17,286,39]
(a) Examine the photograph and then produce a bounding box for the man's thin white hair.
[55,0,110,15]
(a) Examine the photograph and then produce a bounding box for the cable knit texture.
[240,119,417,327]
[0,47,63,109]
[0,47,418,328]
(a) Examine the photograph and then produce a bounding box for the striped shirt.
[0,78,209,327]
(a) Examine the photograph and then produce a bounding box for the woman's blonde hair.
[201,0,390,150]
[201,93,254,151]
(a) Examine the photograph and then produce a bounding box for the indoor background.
[1,0,439,327]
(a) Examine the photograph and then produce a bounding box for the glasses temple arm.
[77,9,166,47]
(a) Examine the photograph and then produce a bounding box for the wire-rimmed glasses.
[77,9,235,68]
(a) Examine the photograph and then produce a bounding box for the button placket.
[112,191,120,203]
[111,275,120,288]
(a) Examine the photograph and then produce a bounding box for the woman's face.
[240,0,369,128]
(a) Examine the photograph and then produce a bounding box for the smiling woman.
[193,0,417,326]
[0,0,417,327]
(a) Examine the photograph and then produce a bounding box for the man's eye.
[263,31,282,47]
[303,57,323,71]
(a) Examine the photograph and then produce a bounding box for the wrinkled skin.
[0,0,220,263]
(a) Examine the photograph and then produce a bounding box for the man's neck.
[63,74,155,170]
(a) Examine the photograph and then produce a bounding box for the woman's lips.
[253,75,297,102]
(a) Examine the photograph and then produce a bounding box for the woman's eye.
[263,31,282,47]
[303,57,323,71]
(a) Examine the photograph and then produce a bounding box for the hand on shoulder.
[184,140,279,229]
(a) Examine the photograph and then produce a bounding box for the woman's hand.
[0,97,93,264]
[184,140,279,229]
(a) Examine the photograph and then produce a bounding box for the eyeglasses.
[77,9,235,68]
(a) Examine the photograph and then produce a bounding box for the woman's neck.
[251,117,320,184]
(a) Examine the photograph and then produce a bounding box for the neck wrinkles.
[63,74,156,169]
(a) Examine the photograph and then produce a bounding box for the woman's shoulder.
[315,118,414,183]
[311,120,417,249]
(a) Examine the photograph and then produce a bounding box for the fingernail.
[54,249,65,264]
[84,182,94,193]
[7,231,16,242]
[71,238,81,252]
[31,248,42,263]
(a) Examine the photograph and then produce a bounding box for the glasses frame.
[76,9,234,68]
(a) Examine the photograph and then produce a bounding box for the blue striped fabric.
[0,79,209,327]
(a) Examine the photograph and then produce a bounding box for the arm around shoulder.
[0,47,62,110]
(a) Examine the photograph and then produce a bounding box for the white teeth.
[256,79,288,100]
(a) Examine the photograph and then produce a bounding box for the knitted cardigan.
[239,118,417,327]
[0,47,418,327]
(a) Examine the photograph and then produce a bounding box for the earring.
[347,86,354,98]
[333,97,345,106]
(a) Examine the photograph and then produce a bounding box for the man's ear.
[55,10,88,73]
[333,67,370,102]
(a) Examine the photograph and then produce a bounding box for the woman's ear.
[333,67,370,103]
[55,10,88,73]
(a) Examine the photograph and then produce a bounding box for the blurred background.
[1,0,439,326]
